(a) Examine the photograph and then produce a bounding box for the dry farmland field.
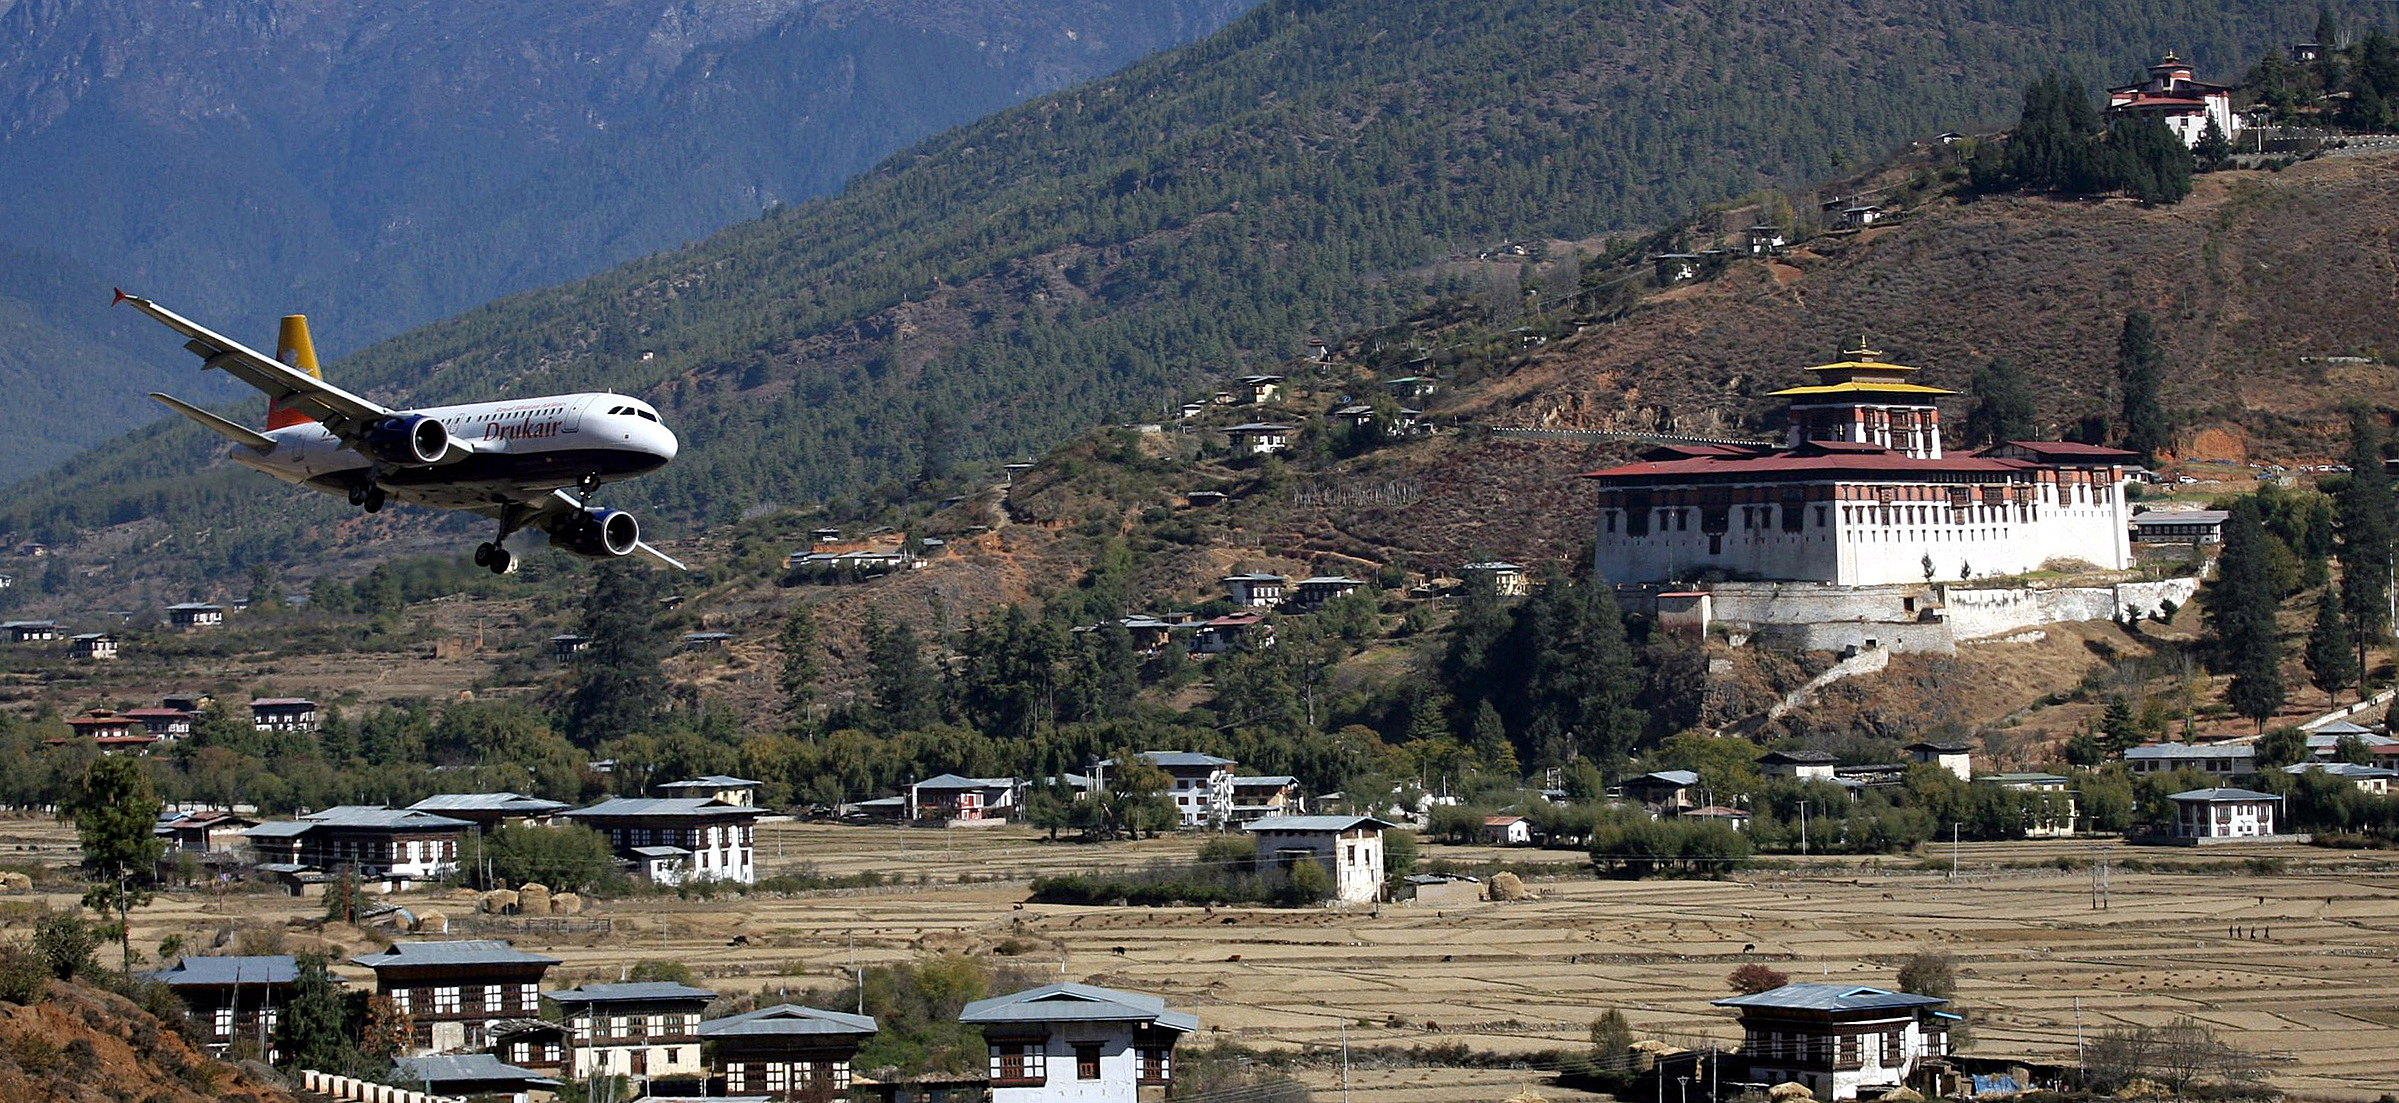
[13,817,2399,1101]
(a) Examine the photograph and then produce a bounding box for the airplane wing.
[467,490,688,570]
[115,290,393,433]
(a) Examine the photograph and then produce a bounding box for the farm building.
[960,983,1197,1103]
[700,1004,880,1102]
[1714,982,1956,1100]
[546,981,718,1084]
[167,602,225,629]
[352,940,561,1053]
[1244,814,1393,905]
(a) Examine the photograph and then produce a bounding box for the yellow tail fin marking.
[266,314,321,429]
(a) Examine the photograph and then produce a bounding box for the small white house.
[2125,742,2255,778]
[2283,761,2397,796]
[70,633,119,660]
[1224,423,1296,455]
[2168,787,2284,841]
[1903,741,1972,782]
[1716,983,1955,1101]
[1978,773,2079,837]
[167,602,226,630]
[1758,750,1838,780]
[961,983,1197,1103]
[1244,814,1393,904]
[1234,375,1284,405]
[1221,573,1288,608]
[1481,814,1533,846]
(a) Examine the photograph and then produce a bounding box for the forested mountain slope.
[0,0,1251,475]
[1,0,2350,583]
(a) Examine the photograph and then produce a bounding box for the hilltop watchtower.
[1772,339,1955,459]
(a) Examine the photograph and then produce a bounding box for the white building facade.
[961,983,1197,1103]
[1244,814,1392,904]
[2107,54,2242,148]
[1585,345,2134,587]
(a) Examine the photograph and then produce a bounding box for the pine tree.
[2114,310,2173,463]
[274,953,356,1073]
[2306,585,2360,703]
[565,564,668,745]
[2337,410,2394,678]
[777,605,820,723]
[865,612,941,732]
[64,757,163,973]
[2214,499,2286,730]
[1963,358,2039,446]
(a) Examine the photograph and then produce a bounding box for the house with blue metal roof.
[1713,982,1956,1100]
[546,980,719,1086]
[392,1053,559,1101]
[561,797,761,885]
[698,1004,879,1100]
[144,955,298,1059]
[351,940,561,1053]
[1244,814,1396,904]
[241,805,473,886]
[960,983,1197,1103]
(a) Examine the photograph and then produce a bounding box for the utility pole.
[1340,1021,1351,1103]
[1798,801,1810,856]
[1950,823,1960,880]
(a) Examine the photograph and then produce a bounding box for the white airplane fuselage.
[233,392,679,512]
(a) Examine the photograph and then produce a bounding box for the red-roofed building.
[1583,341,2134,586]
[2107,53,2241,149]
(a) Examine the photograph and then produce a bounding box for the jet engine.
[361,414,449,466]
[549,508,641,559]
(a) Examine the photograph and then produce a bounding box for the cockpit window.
[635,410,659,422]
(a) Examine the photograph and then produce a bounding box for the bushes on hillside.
[1029,856,1333,907]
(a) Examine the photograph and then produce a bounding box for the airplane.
[119,290,684,574]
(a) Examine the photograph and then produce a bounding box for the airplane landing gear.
[474,541,515,575]
[349,483,387,513]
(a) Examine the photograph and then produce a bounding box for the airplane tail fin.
[265,314,322,430]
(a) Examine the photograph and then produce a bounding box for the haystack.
[1487,872,1533,901]
[1768,1081,1814,1101]
[516,883,552,915]
[479,889,519,914]
[1501,1088,1549,1103]
[412,910,448,934]
[0,871,32,891]
[549,892,582,916]
[1882,1089,1924,1102]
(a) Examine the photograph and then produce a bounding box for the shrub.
[1727,963,1788,994]
[0,944,50,1004]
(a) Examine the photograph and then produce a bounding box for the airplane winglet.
[150,393,277,451]
[112,287,128,307]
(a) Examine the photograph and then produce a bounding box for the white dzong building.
[1583,342,2135,587]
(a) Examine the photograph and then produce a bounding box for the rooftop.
[959,982,1199,1032]
[1245,814,1394,833]
[698,1003,878,1039]
[393,1054,559,1087]
[561,797,761,820]
[1714,983,1948,1013]
[296,805,474,831]
[351,940,561,970]
[2125,743,2253,760]
[657,775,763,790]
[2167,787,2284,802]
[406,793,570,815]
[546,981,719,1005]
[146,955,298,987]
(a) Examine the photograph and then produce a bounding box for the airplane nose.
[651,422,679,462]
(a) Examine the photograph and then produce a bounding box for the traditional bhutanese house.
[2,620,60,642]
[406,793,570,833]
[1221,573,1287,608]
[2304,722,2398,760]
[243,806,473,886]
[1842,204,1883,228]
[1714,982,1956,1101]
[2107,53,2242,148]
[1224,423,1296,455]
[122,707,195,740]
[1747,225,1788,255]
[1244,814,1392,904]
[1460,561,1529,597]
[2123,742,2255,779]
[961,982,1197,1103]
[144,955,298,1060]
[1903,740,1972,781]
[1120,751,1237,828]
[249,697,320,733]
[166,602,225,630]
[546,981,717,1084]
[161,691,213,713]
[657,775,765,806]
[1234,374,1284,404]
[156,810,258,854]
[1191,612,1272,654]
[561,797,760,885]
[550,633,593,660]
[489,1018,569,1075]
[1582,342,2134,586]
[1289,575,1367,609]
[353,940,561,1053]
[1481,814,1534,845]
[65,711,142,741]
[392,1053,560,1102]
[1620,770,1700,813]
[2128,507,2230,544]
[2168,787,2285,841]
[1653,253,1702,284]
[2283,761,2398,795]
[69,632,117,660]
[909,774,1022,822]
[1758,749,1839,780]
[699,1004,880,1102]
[1228,776,1303,823]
